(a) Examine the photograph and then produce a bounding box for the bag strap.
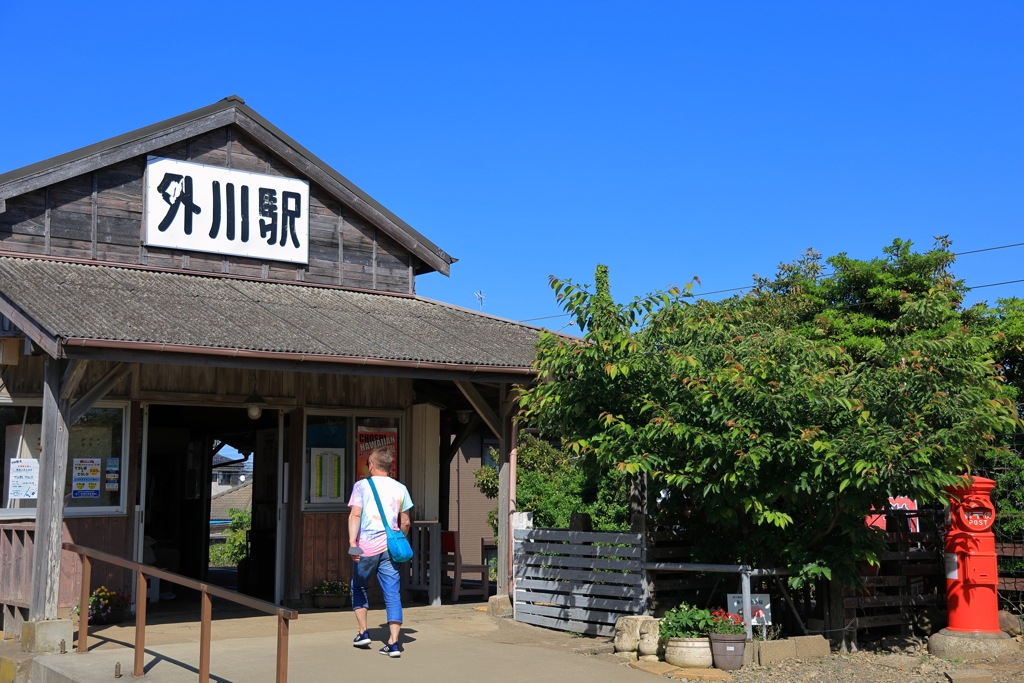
[366,478,393,532]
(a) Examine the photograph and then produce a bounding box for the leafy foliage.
[659,603,714,639]
[473,433,631,535]
[520,240,1020,585]
[74,586,131,621]
[209,507,251,567]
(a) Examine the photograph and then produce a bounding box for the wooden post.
[497,385,511,597]
[134,571,147,676]
[29,356,71,622]
[199,591,212,682]
[276,614,289,683]
[77,555,91,653]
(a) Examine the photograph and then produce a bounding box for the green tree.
[473,433,631,536]
[209,507,251,567]
[521,240,1020,585]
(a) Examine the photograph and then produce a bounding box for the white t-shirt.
[348,476,413,556]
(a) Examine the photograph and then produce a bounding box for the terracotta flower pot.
[663,637,713,668]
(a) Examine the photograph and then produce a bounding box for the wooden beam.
[233,111,452,277]
[0,291,60,358]
[497,384,512,597]
[29,357,71,621]
[59,359,89,401]
[454,381,501,439]
[0,109,235,206]
[446,415,480,464]
[70,362,136,424]
[63,344,531,384]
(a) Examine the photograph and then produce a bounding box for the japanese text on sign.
[145,157,310,264]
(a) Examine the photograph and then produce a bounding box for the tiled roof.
[0,257,540,369]
[210,481,252,522]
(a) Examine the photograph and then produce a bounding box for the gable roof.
[0,96,454,276]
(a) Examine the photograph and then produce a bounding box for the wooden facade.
[0,99,530,641]
[0,126,418,293]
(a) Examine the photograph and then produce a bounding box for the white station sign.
[145,157,309,264]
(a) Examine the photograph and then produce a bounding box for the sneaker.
[379,642,401,658]
[352,631,371,647]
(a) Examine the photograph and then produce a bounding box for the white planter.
[664,637,713,668]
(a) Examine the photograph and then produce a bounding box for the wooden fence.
[513,527,645,636]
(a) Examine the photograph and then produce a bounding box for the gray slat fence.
[513,527,645,636]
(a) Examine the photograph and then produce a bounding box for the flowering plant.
[708,608,745,635]
[73,586,131,621]
[307,579,350,596]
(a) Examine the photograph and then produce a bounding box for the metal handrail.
[63,542,298,682]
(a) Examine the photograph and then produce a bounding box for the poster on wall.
[727,594,772,625]
[309,447,344,504]
[356,428,398,480]
[72,458,102,499]
[105,458,120,492]
[144,157,310,264]
[8,459,39,499]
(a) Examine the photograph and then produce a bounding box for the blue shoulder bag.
[366,478,414,563]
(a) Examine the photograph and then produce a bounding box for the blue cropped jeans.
[350,549,403,623]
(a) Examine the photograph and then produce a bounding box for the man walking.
[348,447,413,658]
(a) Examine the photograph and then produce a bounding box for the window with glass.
[302,411,401,511]
[1,403,129,517]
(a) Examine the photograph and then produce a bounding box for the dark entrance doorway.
[143,405,280,600]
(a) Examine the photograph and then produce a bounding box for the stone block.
[791,635,830,659]
[614,615,655,653]
[629,659,679,676]
[20,620,73,654]
[998,610,1022,637]
[611,651,639,662]
[928,629,1020,661]
[742,640,756,667]
[487,595,513,618]
[638,618,661,656]
[756,638,796,666]
[946,670,995,683]
[638,654,660,662]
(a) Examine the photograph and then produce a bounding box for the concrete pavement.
[30,604,653,683]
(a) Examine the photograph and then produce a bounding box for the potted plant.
[708,608,747,671]
[74,586,131,625]
[307,580,350,609]
[659,603,714,668]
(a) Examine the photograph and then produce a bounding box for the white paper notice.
[8,459,39,499]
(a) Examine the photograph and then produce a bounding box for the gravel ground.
[729,636,1024,683]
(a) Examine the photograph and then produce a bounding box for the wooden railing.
[63,543,298,682]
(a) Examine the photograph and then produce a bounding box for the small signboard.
[727,593,772,625]
[145,157,310,264]
[8,458,39,499]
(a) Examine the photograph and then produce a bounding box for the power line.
[518,240,1024,323]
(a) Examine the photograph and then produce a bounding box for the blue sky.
[2,2,1021,329]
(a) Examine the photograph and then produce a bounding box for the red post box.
[943,475,1000,633]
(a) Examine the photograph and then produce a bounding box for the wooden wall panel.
[299,512,351,589]
[0,124,419,294]
[0,190,47,255]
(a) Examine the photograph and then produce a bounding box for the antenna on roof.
[474,291,485,310]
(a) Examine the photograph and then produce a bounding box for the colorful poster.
[8,459,39,499]
[309,448,344,503]
[105,458,120,491]
[71,458,102,499]
[356,428,398,480]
